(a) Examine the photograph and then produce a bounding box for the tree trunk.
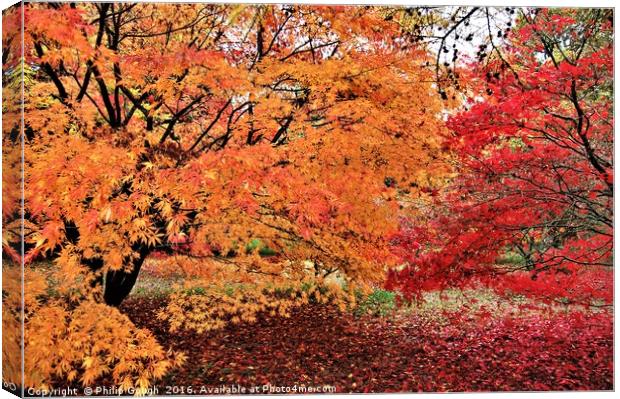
[103,247,150,306]
[65,217,154,306]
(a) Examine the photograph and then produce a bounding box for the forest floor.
[119,285,613,393]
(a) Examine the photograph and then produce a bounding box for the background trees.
[388,8,613,305]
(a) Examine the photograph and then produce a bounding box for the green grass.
[355,289,397,317]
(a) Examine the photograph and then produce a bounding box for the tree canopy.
[387,8,613,305]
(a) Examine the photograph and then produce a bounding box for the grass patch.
[355,289,397,317]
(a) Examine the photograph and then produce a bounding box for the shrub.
[355,289,397,317]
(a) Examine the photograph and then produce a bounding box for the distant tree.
[388,8,613,305]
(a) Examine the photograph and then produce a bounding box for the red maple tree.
[388,8,613,305]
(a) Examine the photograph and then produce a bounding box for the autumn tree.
[388,8,613,305]
[2,2,451,390]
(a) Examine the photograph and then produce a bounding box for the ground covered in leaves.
[120,297,613,393]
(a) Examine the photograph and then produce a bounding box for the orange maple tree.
[2,3,451,390]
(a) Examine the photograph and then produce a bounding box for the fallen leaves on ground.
[118,298,613,393]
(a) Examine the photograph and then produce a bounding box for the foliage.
[1,264,184,393]
[387,8,613,306]
[354,289,397,317]
[159,277,355,333]
[1,2,453,298]
[26,301,185,393]
[2,2,451,301]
